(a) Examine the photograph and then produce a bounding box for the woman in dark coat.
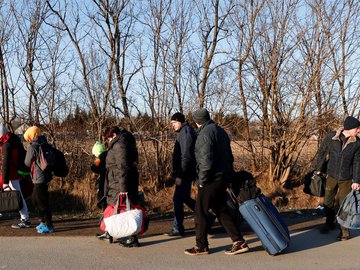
[104,126,140,247]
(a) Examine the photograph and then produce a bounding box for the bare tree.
[229,0,265,172]
[192,0,234,108]
[46,0,110,137]
[12,0,48,124]
[320,0,360,117]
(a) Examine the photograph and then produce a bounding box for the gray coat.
[24,135,53,184]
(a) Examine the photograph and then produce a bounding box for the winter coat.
[0,132,24,184]
[172,122,197,181]
[315,129,360,183]
[105,129,139,205]
[91,151,107,208]
[24,135,53,184]
[194,120,234,186]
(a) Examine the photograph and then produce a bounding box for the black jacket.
[172,122,197,181]
[105,129,139,205]
[316,129,360,183]
[194,120,234,186]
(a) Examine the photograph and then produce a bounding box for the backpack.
[337,190,360,230]
[37,143,69,177]
[230,170,261,203]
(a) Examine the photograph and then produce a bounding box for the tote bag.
[104,193,143,238]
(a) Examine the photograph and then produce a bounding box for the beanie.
[343,116,360,130]
[0,124,9,137]
[170,112,185,123]
[23,126,41,142]
[192,108,211,125]
[92,141,105,158]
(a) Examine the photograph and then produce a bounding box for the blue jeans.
[172,180,195,233]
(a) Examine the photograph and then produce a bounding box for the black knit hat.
[344,116,360,130]
[171,112,185,123]
[192,108,211,125]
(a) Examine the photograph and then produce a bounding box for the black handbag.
[0,187,23,213]
[303,171,326,197]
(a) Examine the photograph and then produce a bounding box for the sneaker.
[119,236,140,248]
[184,246,209,256]
[224,240,249,255]
[96,232,110,240]
[164,230,184,237]
[37,225,55,233]
[11,220,31,229]
[36,223,46,230]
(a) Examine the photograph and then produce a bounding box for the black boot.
[119,236,140,248]
[320,207,336,234]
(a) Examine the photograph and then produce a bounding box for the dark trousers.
[32,183,53,227]
[173,180,196,233]
[324,176,352,224]
[195,180,244,249]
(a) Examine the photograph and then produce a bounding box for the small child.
[90,142,107,210]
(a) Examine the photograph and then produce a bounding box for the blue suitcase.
[239,195,290,255]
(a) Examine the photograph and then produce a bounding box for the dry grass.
[44,138,321,213]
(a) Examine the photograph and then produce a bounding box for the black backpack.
[37,143,69,177]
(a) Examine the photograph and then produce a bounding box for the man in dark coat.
[164,112,196,237]
[315,116,360,240]
[184,108,249,256]
[104,126,140,247]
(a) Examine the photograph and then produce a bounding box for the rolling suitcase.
[239,195,290,255]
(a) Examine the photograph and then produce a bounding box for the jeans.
[9,179,29,221]
[172,180,195,233]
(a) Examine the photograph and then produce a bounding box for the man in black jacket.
[164,112,197,237]
[184,108,249,256]
[315,116,360,240]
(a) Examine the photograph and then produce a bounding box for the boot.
[336,227,350,241]
[320,207,336,234]
[119,236,140,248]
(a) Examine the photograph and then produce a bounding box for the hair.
[104,126,121,138]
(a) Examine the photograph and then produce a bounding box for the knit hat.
[92,141,105,158]
[343,116,360,130]
[0,124,9,137]
[23,126,41,142]
[192,108,211,125]
[170,112,185,123]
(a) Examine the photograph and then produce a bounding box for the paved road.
[1,221,359,270]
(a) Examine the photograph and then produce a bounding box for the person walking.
[184,108,249,256]
[315,116,360,240]
[164,112,197,237]
[23,126,54,233]
[104,125,140,247]
[91,141,107,210]
[0,124,31,229]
